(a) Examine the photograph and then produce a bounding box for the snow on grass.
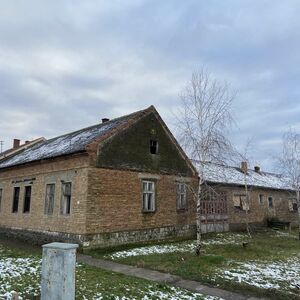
[90,285,221,300]
[105,233,248,259]
[0,245,221,300]
[217,257,300,292]
[0,246,41,300]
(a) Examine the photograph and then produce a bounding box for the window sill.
[177,207,188,212]
[142,210,156,214]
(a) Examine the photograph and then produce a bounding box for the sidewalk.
[78,254,266,300]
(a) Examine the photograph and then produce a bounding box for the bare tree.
[176,69,236,255]
[278,129,300,240]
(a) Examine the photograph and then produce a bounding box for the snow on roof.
[0,108,149,169]
[196,161,293,191]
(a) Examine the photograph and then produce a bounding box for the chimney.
[254,166,260,173]
[102,118,110,123]
[13,139,20,149]
[240,161,248,173]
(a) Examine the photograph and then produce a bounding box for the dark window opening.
[268,196,273,208]
[12,187,20,213]
[150,140,158,154]
[293,202,298,212]
[23,186,32,213]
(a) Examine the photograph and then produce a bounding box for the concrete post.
[41,242,79,300]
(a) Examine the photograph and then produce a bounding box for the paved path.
[78,254,266,300]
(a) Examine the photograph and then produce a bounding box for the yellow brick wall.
[221,186,298,227]
[86,167,197,234]
[0,154,90,234]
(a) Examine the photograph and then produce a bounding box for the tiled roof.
[195,161,293,191]
[0,107,152,169]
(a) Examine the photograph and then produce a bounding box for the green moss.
[97,112,193,176]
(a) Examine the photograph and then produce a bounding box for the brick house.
[202,162,298,230]
[0,106,197,248]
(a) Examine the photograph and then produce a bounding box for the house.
[201,161,298,231]
[0,106,197,248]
[0,138,45,161]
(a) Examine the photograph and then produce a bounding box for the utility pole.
[0,141,3,153]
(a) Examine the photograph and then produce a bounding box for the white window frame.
[142,180,155,212]
[177,182,187,210]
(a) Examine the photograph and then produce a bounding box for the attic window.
[150,140,158,154]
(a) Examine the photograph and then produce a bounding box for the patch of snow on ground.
[0,247,41,300]
[218,258,300,292]
[92,285,222,300]
[105,233,248,259]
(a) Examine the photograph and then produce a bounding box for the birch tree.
[278,129,300,240]
[176,70,235,255]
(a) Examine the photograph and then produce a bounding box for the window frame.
[268,196,274,208]
[12,186,20,213]
[141,180,156,213]
[258,194,264,204]
[60,182,72,215]
[233,194,249,211]
[0,188,2,212]
[23,185,32,214]
[176,182,187,210]
[150,140,158,155]
[44,183,56,215]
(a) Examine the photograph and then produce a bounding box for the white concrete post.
[41,242,79,300]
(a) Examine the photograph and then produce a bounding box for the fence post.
[41,242,79,300]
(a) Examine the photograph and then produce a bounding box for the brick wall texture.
[0,154,197,247]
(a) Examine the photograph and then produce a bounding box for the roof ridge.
[39,106,154,144]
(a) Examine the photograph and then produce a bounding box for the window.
[23,186,32,213]
[12,187,20,213]
[289,199,298,212]
[61,182,72,215]
[258,194,263,204]
[0,189,2,212]
[142,180,155,212]
[150,140,158,154]
[45,184,55,215]
[177,183,187,209]
[268,196,273,208]
[233,194,249,211]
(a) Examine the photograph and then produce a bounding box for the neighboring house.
[201,162,298,230]
[0,106,197,248]
[0,138,45,161]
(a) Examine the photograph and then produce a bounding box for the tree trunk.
[196,179,203,255]
[244,173,251,238]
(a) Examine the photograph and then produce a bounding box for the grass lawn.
[87,230,300,300]
[0,240,218,300]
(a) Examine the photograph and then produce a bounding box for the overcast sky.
[0,0,299,171]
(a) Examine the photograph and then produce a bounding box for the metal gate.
[200,185,229,233]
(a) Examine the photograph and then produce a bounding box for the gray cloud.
[0,0,299,171]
